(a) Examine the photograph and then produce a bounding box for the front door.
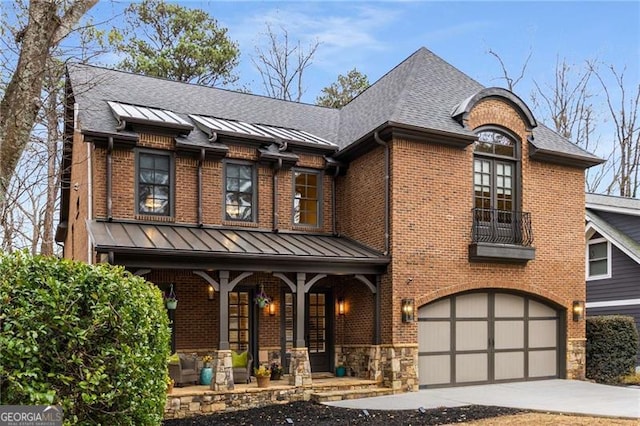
[306,292,331,372]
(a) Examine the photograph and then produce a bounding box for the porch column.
[295,272,306,348]
[289,272,312,386]
[219,270,230,350]
[375,275,381,345]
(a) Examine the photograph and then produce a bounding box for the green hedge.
[0,252,171,425]
[586,315,639,384]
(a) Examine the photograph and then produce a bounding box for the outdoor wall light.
[572,300,585,321]
[337,298,345,316]
[207,284,215,300]
[401,298,415,323]
[268,301,276,316]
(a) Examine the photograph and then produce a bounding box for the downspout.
[272,139,287,232]
[273,157,282,232]
[374,131,390,255]
[332,165,341,236]
[107,136,113,221]
[197,148,205,227]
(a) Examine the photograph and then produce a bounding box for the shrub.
[0,252,171,425]
[586,315,639,384]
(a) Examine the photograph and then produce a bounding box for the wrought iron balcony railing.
[471,208,533,246]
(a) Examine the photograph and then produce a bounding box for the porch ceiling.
[88,220,389,274]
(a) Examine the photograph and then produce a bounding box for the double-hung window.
[225,162,256,222]
[293,170,320,226]
[587,236,611,280]
[137,151,172,216]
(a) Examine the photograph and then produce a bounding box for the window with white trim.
[587,237,611,280]
[293,170,320,226]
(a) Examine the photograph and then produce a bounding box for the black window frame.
[473,127,521,216]
[292,168,322,228]
[135,149,174,217]
[223,160,257,223]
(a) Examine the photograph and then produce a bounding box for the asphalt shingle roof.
[67,47,601,165]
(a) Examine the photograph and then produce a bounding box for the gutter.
[273,158,282,232]
[374,131,390,255]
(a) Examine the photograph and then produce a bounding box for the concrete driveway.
[325,380,640,419]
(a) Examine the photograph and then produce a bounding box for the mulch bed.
[163,401,524,425]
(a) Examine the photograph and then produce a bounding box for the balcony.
[469,208,535,263]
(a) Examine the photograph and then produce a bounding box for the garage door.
[418,291,560,387]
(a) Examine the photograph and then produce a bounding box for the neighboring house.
[58,47,602,391]
[585,193,640,363]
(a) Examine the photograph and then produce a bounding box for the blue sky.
[87,1,639,107]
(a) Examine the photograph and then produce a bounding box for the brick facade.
[64,66,589,394]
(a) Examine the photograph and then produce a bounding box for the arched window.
[472,128,530,247]
[473,129,518,215]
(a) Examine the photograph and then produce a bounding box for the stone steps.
[310,386,393,403]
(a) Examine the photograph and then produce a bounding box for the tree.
[592,64,640,197]
[316,68,370,108]
[0,0,97,205]
[252,24,320,102]
[531,58,607,193]
[488,48,532,91]
[109,0,240,86]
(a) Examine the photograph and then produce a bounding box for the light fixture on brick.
[401,298,415,323]
[207,284,214,300]
[337,298,345,316]
[572,300,585,321]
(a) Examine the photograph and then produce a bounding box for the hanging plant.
[165,283,178,309]
[254,284,271,308]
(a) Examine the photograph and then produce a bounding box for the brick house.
[58,47,602,391]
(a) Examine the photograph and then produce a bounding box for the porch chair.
[168,353,199,386]
[231,350,253,384]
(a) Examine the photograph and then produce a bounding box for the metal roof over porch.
[88,221,389,274]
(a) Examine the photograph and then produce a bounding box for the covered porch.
[88,221,399,397]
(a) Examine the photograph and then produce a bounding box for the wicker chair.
[168,353,199,386]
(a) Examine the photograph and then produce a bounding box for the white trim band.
[587,298,640,308]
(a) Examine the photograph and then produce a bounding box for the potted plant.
[270,363,284,380]
[254,284,271,308]
[165,284,178,309]
[200,355,213,385]
[254,364,271,388]
[166,375,174,394]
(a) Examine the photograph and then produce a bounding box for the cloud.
[230,4,403,74]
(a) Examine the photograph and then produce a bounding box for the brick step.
[310,387,393,403]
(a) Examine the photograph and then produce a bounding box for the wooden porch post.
[219,270,230,350]
[295,272,306,348]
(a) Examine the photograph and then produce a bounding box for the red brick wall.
[377,97,586,346]
[89,135,334,232]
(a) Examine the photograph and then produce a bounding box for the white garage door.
[418,291,560,387]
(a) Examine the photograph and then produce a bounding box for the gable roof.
[586,193,640,265]
[66,47,602,165]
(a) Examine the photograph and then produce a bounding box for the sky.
[84,0,639,109]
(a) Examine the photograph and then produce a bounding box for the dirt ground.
[464,413,638,425]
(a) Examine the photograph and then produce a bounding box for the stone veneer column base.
[380,344,418,392]
[210,350,233,391]
[288,347,312,386]
[567,338,586,380]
